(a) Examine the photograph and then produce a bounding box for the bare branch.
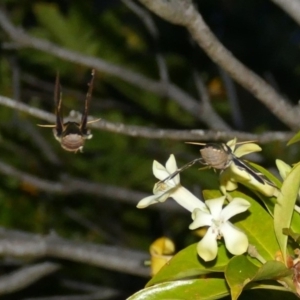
[137,0,300,130]
[0,159,182,213]
[0,262,60,295]
[63,207,120,244]
[61,278,120,296]
[0,94,293,143]
[193,71,230,130]
[0,7,228,130]
[122,0,169,85]
[218,67,244,129]
[24,292,118,300]
[270,0,300,26]
[0,227,150,277]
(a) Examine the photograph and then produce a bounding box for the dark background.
[0,0,300,299]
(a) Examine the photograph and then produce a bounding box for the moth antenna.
[81,69,95,130]
[55,72,64,135]
[87,118,101,124]
[158,158,203,183]
[37,124,56,128]
[185,142,207,145]
[186,140,258,146]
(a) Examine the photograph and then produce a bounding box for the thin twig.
[24,292,117,300]
[63,207,120,244]
[0,159,182,213]
[270,0,300,26]
[218,67,244,129]
[122,0,169,85]
[0,262,60,295]
[193,70,231,130]
[0,94,293,143]
[0,227,150,277]
[61,278,121,296]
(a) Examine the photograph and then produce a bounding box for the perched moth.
[162,141,276,187]
[38,69,99,153]
[198,142,275,186]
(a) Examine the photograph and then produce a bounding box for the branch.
[137,0,300,130]
[0,7,228,130]
[0,159,182,213]
[0,94,293,143]
[270,0,300,26]
[121,0,169,84]
[0,227,150,277]
[0,262,60,295]
[61,278,120,297]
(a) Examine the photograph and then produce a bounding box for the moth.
[38,69,99,153]
[158,141,275,188]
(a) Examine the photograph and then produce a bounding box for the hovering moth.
[158,141,275,189]
[39,69,99,153]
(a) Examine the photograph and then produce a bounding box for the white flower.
[189,196,250,261]
[220,138,278,197]
[137,154,206,212]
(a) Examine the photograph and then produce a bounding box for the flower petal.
[276,159,291,180]
[165,154,177,174]
[205,196,226,218]
[221,222,248,255]
[227,138,237,152]
[196,227,219,261]
[234,143,261,158]
[171,187,206,212]
[152,160,170,180]
[221,198,250,221]
[136,194,163,208]
[137,190,172,208]
[165,154,180,185]
[189,208,212,229]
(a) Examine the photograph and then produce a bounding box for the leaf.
[127,278,229,300]
[274,162,300,264]
[252,260,292,281]
[225,256,291,300]
[147,243,230,287]
[287,131,300,146]
[282,228,300,243]
[225,256,259,300]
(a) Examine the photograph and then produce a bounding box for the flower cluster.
[137,154,250,261]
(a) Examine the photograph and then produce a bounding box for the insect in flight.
[38,69,100,153]
[158,141,276,188]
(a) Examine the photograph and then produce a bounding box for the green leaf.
[274,162,300,263]
[147,243,230,287]
[251,260,292,281]
[128,278,229,300]
[282,228,300,243]
[226,256,291,300]
[287,131,300,146]
[226,256,259,300]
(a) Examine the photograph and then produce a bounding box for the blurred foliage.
[1,0,300,298]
